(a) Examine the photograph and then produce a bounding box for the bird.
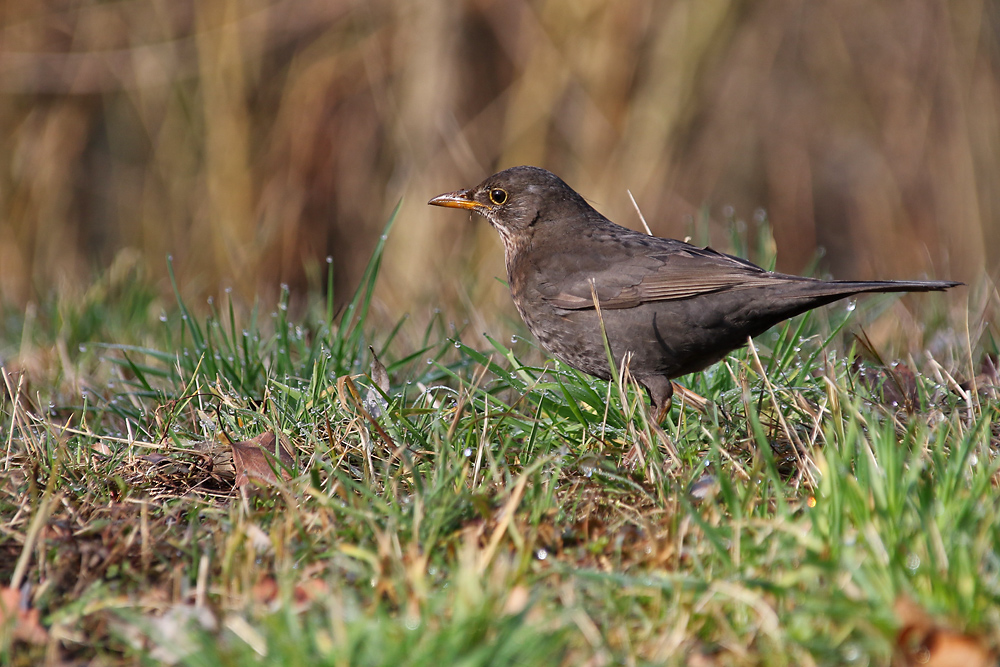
[428,166,961,422]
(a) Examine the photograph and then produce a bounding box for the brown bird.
[428,166,960,421]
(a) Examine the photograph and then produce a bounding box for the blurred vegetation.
[0,0,996,320]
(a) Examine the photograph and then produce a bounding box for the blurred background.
[0,0,996,325]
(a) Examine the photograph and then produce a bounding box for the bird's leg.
[641,376,674,424]
[670,382,712,415]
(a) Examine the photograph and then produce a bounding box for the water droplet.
[722,204,735,219]
[453,341,461,349]
[426,358,433,365]
[753,208,767,223]
[536,548,548,560]
[906,552,920,572]
[842,643,861,663]
[159,314,168,323]
[207,296,213,305]
[463,448,472,457]
[326,256,333,264]
[846,300,857,312]
[78,344,87,353]
[380,234,388,241]
[510,335,518,344]
[225,287,233,294]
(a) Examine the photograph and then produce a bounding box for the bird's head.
[428,166,591,248]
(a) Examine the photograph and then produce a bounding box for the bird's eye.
[489,188,508,205]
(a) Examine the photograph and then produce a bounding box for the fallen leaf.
[0,585,49,645]
[895,597,995,667]
[364,346,390,418]
[853,357,921,412]
[231,432,294,488]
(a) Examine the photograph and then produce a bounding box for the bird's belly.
[514,297,764,381]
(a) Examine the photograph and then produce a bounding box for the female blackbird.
[429,166,960,420]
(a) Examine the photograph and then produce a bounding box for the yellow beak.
[427,189,489,212]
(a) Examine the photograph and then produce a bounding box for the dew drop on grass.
[453,341,461,349]
[463,448,472,457]
[510,335,518,344]
[842,644,861,663]
[906,552,920,572]
[535,548,548,560]
[426,358,433,365]
[207,296,213,305]
[159,314,168,322]
[846,299,857,312]
[326,256,333,264]
[79,344,86,353]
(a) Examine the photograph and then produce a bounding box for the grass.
[1,213,998,665]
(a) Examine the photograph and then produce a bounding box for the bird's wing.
[536,239,788,310]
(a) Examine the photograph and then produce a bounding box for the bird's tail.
[757,277,961,324]
[796,279,962,298]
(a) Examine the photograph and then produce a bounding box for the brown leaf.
[231,432,294,487]
[853,357,921,412]
[895,597,995,667]
[252,576,279,604]
[0,586,49,645]
[365,346,390,417]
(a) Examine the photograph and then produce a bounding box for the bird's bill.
[427,189,487,212]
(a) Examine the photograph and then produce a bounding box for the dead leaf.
[853,357,921,413]
[231,432,294,488]
[895,597,995,667]
[0,585,49,645]
[364,346,390,418]
[252,577,279,605]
